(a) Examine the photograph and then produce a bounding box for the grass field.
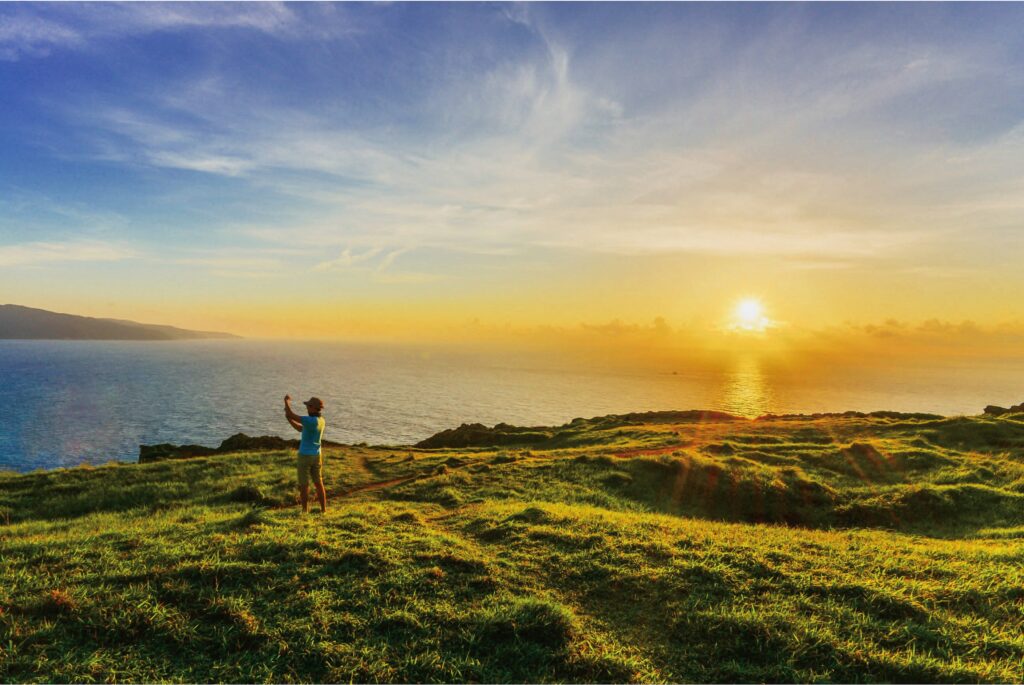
[2,411,1023,682]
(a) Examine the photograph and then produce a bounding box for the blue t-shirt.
[298,415,326,456]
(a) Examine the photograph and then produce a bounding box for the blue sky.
[2,2,1024,336]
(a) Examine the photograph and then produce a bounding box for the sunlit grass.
[1,411,1023,682]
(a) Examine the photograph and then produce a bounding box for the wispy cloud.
[176,256,284,271]
[311,246,444,285]
[0,13,83,60]
[54,6,1020,267]
[0,3,301,61]
[372,271,445,285]
[377,248,407,272]
[313,247,383,272]
[0,188,128,231]
[0,240,135,267]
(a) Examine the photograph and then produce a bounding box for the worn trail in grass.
[1,411,1023,682]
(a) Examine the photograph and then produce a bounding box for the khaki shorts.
[296,453,323,488]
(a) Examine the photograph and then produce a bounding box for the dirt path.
[321,452,421,499]
[338,474,420,497]
[356,455,378,478]
[328,451,488,499]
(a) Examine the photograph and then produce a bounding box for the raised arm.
[284,395,303,432]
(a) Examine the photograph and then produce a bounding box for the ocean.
[2,339,1022,472]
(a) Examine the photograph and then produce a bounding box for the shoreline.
[3,404,1021,474]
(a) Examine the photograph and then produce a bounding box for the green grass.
[1,412,1023,682]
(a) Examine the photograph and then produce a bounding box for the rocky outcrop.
[757,411,944,421]
[414,410,744,449]
[415,423,551,449]
[139,432,343,463]
[590,410,742,424]
[218,434,298,452]
[983,402,1024,416]
[138,443,219,462]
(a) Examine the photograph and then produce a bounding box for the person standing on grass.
[284,394,327,514]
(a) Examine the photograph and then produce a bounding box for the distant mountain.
[0,304,240,340]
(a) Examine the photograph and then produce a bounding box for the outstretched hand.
[284,394,302,431]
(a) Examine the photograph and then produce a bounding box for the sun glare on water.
[732,298,772,332]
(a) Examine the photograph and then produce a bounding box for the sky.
[2,2,1024,345]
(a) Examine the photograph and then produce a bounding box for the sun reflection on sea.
[720,354,775,417]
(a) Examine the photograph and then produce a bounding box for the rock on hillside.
[983,402,1024,416]
[139,432,342,463]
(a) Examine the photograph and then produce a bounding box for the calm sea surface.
[2,340,1023,472]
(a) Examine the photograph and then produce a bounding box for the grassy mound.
[1,412,1023,682]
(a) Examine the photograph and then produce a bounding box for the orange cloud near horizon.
[75,296,1024,370]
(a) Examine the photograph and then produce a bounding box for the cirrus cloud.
[0,240,135,267]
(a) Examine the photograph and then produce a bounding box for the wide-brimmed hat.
[303,397,325,409]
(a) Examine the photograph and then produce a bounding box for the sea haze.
[2,340,1023,472]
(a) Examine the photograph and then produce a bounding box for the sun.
[732,298,771,332]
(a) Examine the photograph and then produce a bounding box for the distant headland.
[0,304,239,340]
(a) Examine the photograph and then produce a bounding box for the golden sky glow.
[2,4,1023,351]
